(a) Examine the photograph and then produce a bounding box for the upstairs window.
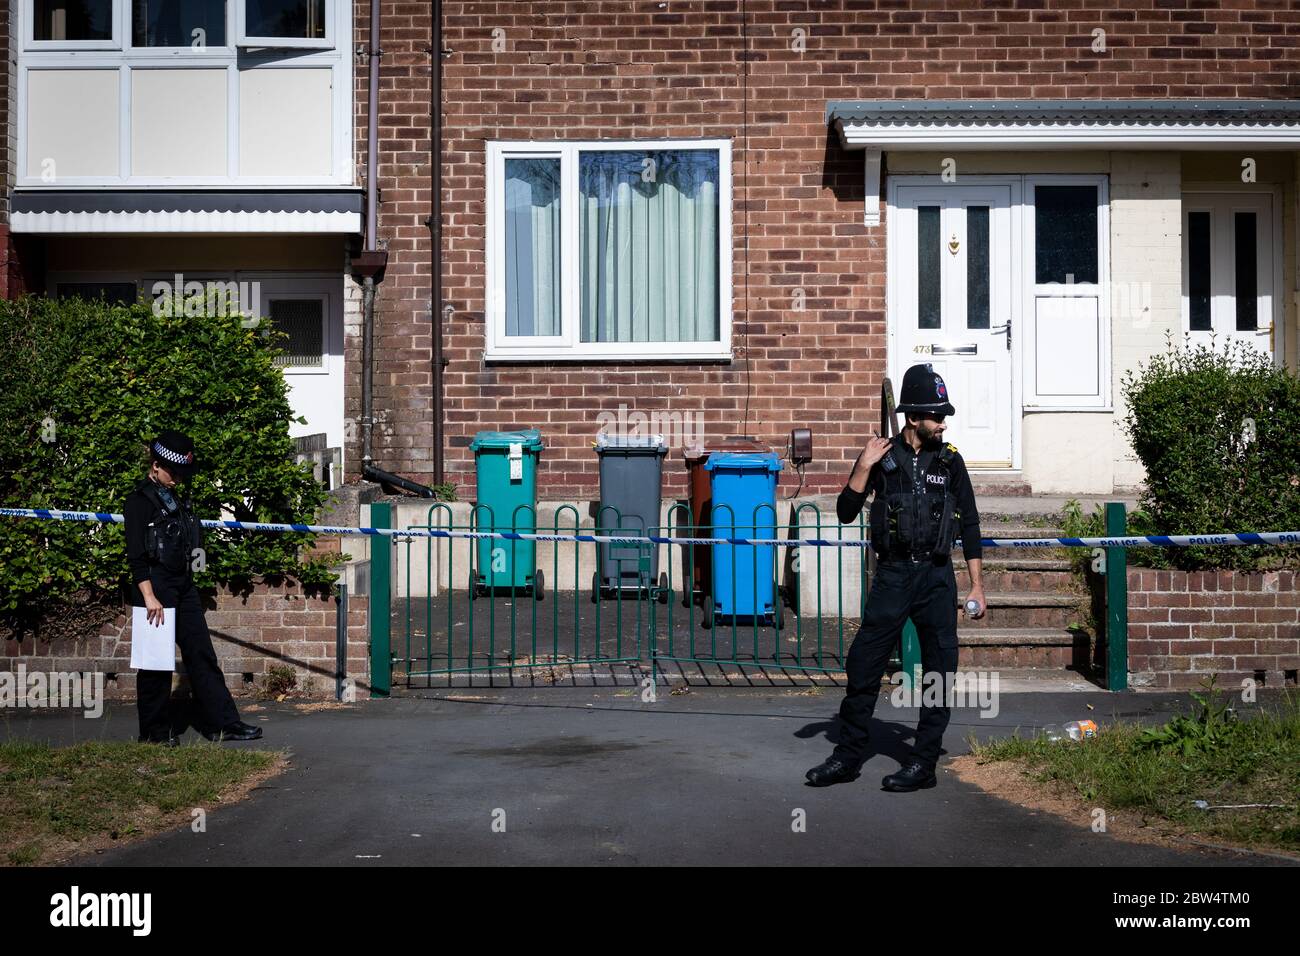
[132,0,228,48]
[237,0,330,48]
[29,0,117,47]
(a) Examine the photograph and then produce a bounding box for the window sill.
[484,347,733,364]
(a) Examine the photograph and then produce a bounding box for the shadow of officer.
[123,430,263,745]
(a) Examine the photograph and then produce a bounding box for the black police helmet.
[150,430,198,478]
[895,363,956,417]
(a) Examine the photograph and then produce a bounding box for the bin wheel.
[534,569,545,602]
[468,568,477,601]
[701,596,713,630]
[657,572,668,604]
[591,570,600,604]
[775,597,785,631]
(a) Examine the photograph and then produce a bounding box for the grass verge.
[0,740,283,866]
[963,686,1299,856]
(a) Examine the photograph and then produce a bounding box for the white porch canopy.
[827,99,1300,225]
[9,189,364,235]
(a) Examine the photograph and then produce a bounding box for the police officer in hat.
[806,364,985,791]
[123,430,263,744]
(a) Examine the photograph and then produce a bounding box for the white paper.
[130,606,177,671]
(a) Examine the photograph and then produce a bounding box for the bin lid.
[702,451,784,473]
[595,432,668,454]
[682,437,771,463]
[469,428,545,451]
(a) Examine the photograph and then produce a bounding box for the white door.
[1182,192,1278,360]
[892,184,1015,467]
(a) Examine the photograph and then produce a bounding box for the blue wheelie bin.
[702,451,783,629]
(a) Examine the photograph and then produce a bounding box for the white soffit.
[828,99,1300,227]
[828,99,1300,150]
[9,190,363,235]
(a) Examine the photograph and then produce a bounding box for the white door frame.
[1181,181,1286,367]
[886,174,1024,473]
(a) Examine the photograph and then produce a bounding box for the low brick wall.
[1128,570,1300,690]
[1,579,370,701]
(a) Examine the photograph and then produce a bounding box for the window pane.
[1035,185,1098,285]
[966,205,989,330]
[245,0,325,39]
[579,149,720,344]
[266,299,324,367]
[1234,212,1258,332]
[133,0,227,47]
[55,282,138,305]
[917,205,940,330]
[1187,211,1212,331]
[34,0,113,40]
[504,158,561,337]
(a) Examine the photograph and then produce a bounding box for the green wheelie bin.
[469,429,545,600]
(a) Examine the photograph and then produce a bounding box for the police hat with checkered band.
[149,430,198,477]
[895,362,956,417]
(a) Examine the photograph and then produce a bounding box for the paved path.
[5,689,1289,866]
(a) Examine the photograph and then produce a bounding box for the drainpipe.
[427,0,446,486]
[352,0,388,471]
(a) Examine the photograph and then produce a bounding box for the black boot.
[202,721,264,742]
[805,755,861,787]
[881,760,937,792]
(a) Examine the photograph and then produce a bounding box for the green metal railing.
[367,497,1137,691]
[369,499,916,688]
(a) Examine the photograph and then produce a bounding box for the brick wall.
[0,581,371,702]
[357,0,1300,499]
[1128,569,1300,690]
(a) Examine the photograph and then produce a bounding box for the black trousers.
[136,579,240,740]
[831,556,960,771]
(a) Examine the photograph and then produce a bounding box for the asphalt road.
[5,688,1292,867]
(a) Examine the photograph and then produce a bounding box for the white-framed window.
[23,0,333,51]
[1021,175,1110,410]
[17,0,350,186]
[26,0,120,50]
[1180,186,1281,362]
[132,0,230,50]
[236,0,331,49]
[260,293,329,372]
[485,139,733,362]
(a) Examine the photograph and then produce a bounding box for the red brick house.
[4,0,1299,503]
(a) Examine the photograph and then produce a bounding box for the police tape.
[2,506,1299,551]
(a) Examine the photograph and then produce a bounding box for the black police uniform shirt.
[123,476,204,607]
[836,433,983,562]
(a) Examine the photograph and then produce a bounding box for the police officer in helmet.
[124,430,263,744]
[806,364,986,791]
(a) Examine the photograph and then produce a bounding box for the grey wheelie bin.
[591,433,669,603]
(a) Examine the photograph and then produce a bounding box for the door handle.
[991,318,1013,351]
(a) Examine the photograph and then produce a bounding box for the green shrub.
[0,293,344,637]
[1120,335,1300,571]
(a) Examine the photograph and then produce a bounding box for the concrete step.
[970,477,1033,497]
[960,590,1087,629]
[955,626,1093,670]
[952,567,1081,594]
